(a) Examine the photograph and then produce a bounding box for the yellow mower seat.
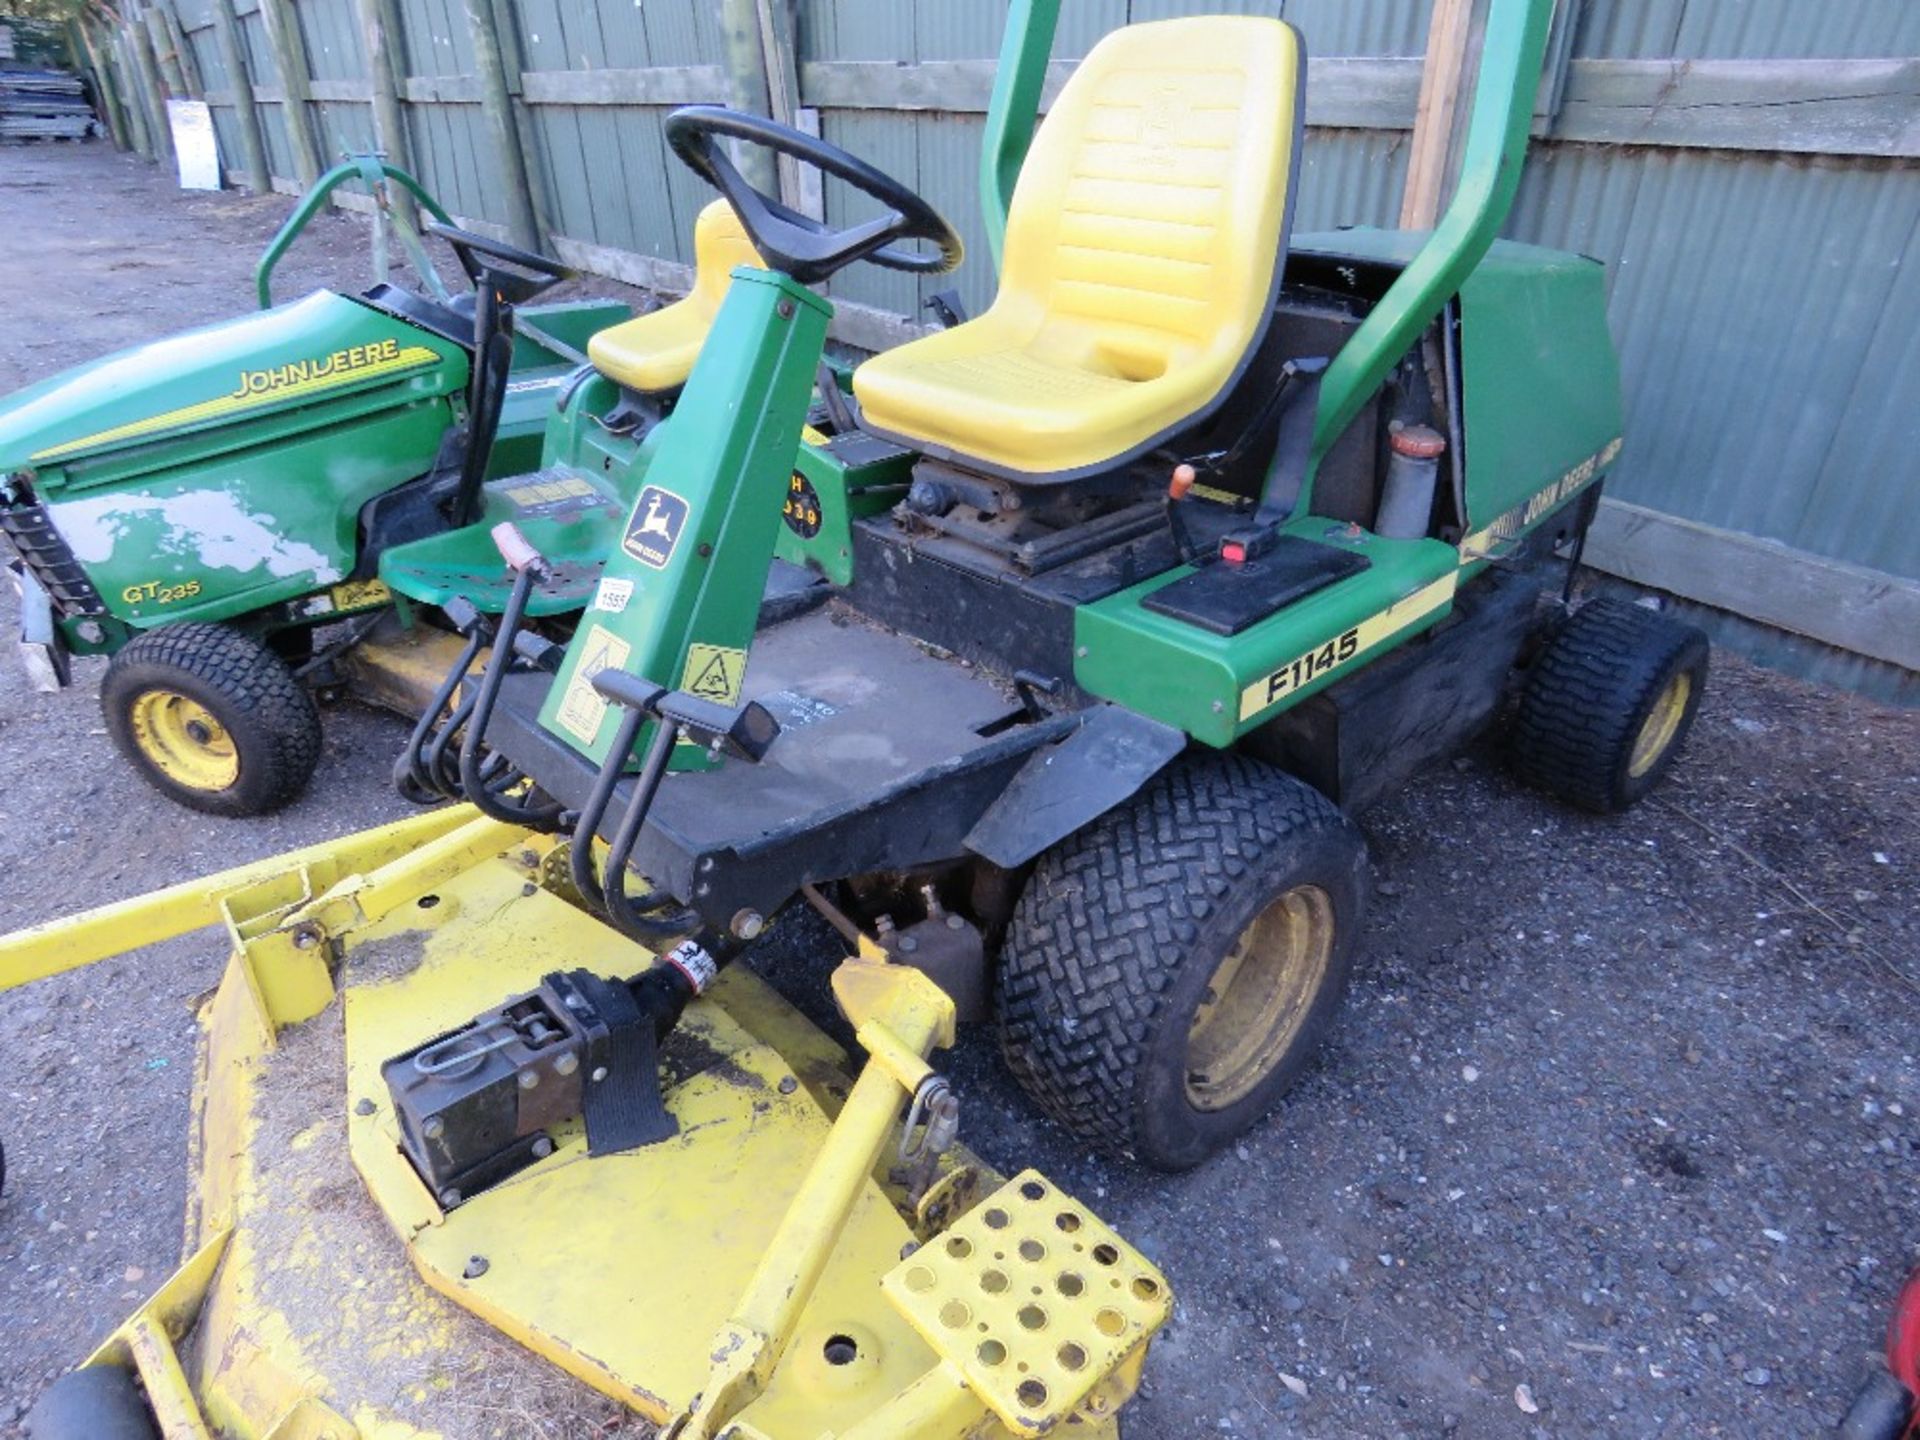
[587,200,763,392]
[852,16,1303,481]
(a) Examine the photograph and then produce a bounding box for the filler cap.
[1388,421,1447,459]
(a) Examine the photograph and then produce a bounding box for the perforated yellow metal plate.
[881,1169,1171,1435]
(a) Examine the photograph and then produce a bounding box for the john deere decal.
[31,341,441,463]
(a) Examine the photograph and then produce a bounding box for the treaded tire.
[26,1367,160,1440]
[102,623,322,816]
[998,753,1369,1171]
[1837,1368,1913,1440]
[1510,598,1707,815]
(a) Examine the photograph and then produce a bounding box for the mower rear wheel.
[102,624,322,816]
[998,753,1368,1171]
[26,1367,159,1440]
[1510,598,1707,814]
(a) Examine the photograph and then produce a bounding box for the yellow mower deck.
[7,813,1168,1439]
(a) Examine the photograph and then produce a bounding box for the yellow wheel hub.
[129,690,239,791]
[1185,884,1335,1111]
[1629,670,1692,778]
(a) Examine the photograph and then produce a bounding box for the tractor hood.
[0,291,465,478]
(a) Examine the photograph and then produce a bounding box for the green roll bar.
[255,154,455,310]
[1296,0,1559,505]
[979,0,1060,276]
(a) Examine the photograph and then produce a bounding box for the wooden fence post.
[126,10,175,162]
[1400,0,1474,229]
[211,0,272,193]
[156,2,206,99]
[73,19,130,149]
[461,0,544,251]
[112,29,154,158]
[143,4,187,97]
[718,0,779,194]
[353,0,418,223]
[257,0,323,189]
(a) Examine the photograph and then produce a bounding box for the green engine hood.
[0,290,466,477]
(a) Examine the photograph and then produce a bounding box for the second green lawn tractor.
[1,0,1709,1436]
[0,156,768,816]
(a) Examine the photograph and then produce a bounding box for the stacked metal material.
[0,64,98,142]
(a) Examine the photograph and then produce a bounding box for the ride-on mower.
[2,0,1711,1435]
[0,155,768,815]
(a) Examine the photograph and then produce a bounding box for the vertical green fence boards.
[506,0,725,273]
[298,0,377,161]
[232,0,297,185]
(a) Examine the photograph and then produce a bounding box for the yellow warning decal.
[330,577,392,611]
[681,642,746,708]
[801,425,831,449]
[1238,573,1459,723]
[31,341,443,462]
[502,474,598,509]
[556,624,631,745]
[1459,435,1621,563]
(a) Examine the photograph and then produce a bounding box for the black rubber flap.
[572,970,678,1151]
[1141,537,1370,637]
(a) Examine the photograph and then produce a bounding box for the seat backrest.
[686,199,764,315]
[997,16,1303,384]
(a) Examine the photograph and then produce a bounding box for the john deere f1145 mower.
[1,0,1708,1435]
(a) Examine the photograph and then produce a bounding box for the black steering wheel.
[664,106,962,285]
[425,220,575,297]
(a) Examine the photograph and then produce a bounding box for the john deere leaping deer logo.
[621,485,690,570]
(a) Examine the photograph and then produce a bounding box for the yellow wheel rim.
[1185,884,1335,1111]
[1628,670,1692,779]
[128,689,240,791]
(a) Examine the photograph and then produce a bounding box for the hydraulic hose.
[598,718,700,944]
[393,624,487,802]
[458,564,566,828]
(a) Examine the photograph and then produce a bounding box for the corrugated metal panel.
[1294,127,1410,229]
[1575,0,1920,60]
[1282,0,1428,59]
[1510,143,1920,576]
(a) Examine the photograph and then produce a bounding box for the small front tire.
[101,624,322,816]
[998,753,1369,1171]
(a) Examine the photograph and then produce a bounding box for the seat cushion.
[853,15,1303,481]
[587,201,762,393]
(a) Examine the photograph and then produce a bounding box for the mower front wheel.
[1510,597,1708,814]
[998,753,1369,1171]
[26,1367,160,1440]
[102,624,322,816]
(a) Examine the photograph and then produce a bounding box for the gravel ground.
[2,142,1916,1440]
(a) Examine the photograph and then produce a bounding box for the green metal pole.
[1303,0,1557,484]
[979,0,1061,276]
[461,0,544,252]
[211,0,271,194]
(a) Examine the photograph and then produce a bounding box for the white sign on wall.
[167,99,222,191]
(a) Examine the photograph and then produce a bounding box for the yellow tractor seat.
[586,200,763,393]
[852,15,1304,484]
